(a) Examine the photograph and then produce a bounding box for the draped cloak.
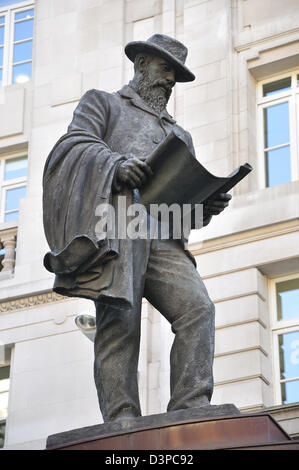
[43,85,196,307]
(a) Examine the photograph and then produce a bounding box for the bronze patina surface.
[43,34,234,424]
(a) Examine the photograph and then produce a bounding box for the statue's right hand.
[116,156,153,189]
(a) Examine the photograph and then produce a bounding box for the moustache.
[152,79,174,91]
[151,80,173,101]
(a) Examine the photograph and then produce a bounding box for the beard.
[135,71,173,114]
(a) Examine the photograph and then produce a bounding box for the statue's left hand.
[203,192,232,225]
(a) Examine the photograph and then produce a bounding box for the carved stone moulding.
[0,291,68,314]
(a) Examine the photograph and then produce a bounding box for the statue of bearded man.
[43,35,231,423]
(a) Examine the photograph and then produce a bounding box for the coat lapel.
[161,108,176,124]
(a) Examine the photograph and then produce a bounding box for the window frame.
[0,0,34,87]
[0,9,9,86]
[257,70,299,189]
[0,151,28,223]
[269,273,299,405]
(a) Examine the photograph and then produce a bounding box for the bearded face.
[133,55,175,114]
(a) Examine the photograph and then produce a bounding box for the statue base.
[46,404,299,450]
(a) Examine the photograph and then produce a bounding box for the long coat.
[43,84,196,306]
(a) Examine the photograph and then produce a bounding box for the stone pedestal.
[46,405,299,450]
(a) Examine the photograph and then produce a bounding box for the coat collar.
[117,84,176,124]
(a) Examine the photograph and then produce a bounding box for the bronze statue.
[43,35,231,423]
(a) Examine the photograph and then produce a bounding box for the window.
[0,364,10,448]
[258,71,299,188]
[270,274,299,405]
[0,247,4,271]
[0,153,28,222]
[0,1,34,86]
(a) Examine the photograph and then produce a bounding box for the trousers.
[93,237,215,422]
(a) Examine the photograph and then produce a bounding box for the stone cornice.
[190,219,299,256]
[0,291,68,313]
[234,27,299,53]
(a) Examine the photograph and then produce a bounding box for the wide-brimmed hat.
[125,34,195,83]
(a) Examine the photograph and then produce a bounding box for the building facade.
[0,0,298,449]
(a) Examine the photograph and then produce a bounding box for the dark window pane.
[0,16,4,26]
[281,380,299,405]
[266,145,291,187]
[276,278,299,321]
[15,9,34,21]
[297,74,299,87]
[0,421,5,449]
[12,61,31,84]
[0,366,9,381]
[0,247,4,272]
[14,18,33,41]
[4,156,27,180]
[5,186,26,212]
[0,25,4,45]
[0,46,3,66]
[264,102,290,148]
[263,77,292,96]
[13,39,32,63]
